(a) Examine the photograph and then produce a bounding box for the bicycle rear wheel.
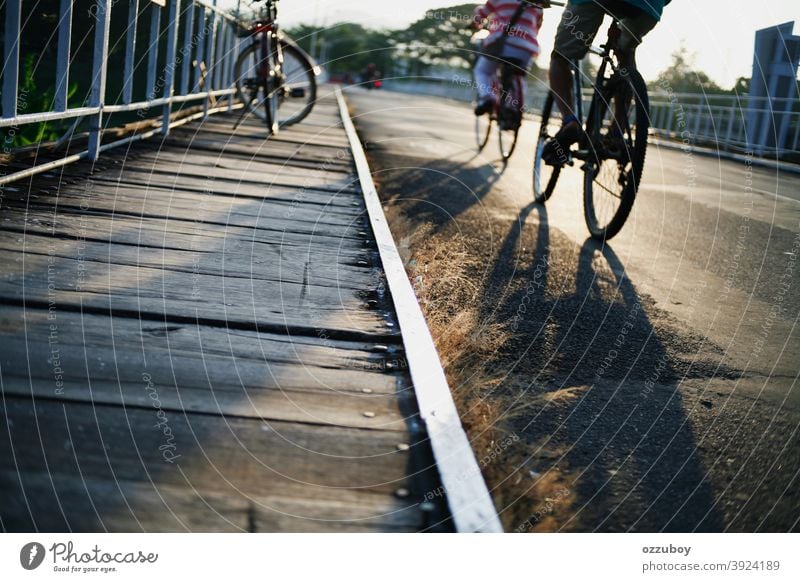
[475,107,493,152]
[276,39,317,126]
[498,109,520,160]
[234,38,317,130]
[583,69,649,240]
[532,92,563,203]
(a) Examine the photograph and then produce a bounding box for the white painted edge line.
[334,86,503,533]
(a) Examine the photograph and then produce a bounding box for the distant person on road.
[542,0,671,161]
[362,63,382,89]
[471,0,544,120]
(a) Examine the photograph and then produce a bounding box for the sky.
[225,0,800,88]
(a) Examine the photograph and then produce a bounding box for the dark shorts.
[552,0,658,61]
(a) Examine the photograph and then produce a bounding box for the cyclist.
[471,0,545,127]
[542,0,670,161]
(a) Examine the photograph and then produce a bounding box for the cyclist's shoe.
[542,119,581,165]
[474,99,493,116]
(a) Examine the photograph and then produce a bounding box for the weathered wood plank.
[0,306,403,397]
[0,208,371,257]
[0,230,377,290]
[0,397,415,494]
[0,470,423,532]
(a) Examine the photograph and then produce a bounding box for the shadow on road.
[480,206,724,531]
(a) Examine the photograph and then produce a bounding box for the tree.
[392,4,479,76]
[652,44,725,94]
[287,23,395,78]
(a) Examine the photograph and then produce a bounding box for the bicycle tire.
[277,39,317,126]
[265,34,279,135]
[498,117,520,160]
[234,38,317,129]
[475,108,493,152]
[532,91,562,203]
[583,69,649,240]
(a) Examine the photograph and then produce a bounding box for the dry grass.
[393,215,576,531]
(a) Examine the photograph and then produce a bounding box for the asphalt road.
[345,87,800,532]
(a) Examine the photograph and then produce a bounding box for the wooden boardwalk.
[0,90,447,532]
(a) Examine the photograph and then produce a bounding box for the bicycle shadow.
[480,207,723,531]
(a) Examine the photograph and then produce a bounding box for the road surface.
[345,87,800,532]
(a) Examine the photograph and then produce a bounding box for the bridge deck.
[0,90,442,532]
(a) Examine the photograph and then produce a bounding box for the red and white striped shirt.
[474,0,544,57]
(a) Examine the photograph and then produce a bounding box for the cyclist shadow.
[377,153,508,234]
[484,206,723,531]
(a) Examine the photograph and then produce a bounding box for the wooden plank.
[1,376,406,431]
[0,470,423,532]
[0,207,371,256]
[155,139,355,172]
[0,260,393,339]
[106,159,356,193]
[0,319,400,398]
[0,397,415,495]
[0,230,377,290]
[2,180,366,217]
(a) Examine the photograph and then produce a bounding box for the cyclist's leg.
[611,12,657,139]
[474,55,500,114]
[549,1,605,120]
[543,1,605,160]
[497,49,530,115]
[616,11,658,70]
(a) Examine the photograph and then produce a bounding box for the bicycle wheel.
[583,69,649,240]
[264,34,280,134]
[532,91,563,203]
[234,38,316,129]
[498,109,520,160]
[276,39,317,126]
[475,105,493,152]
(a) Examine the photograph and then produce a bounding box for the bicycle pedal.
[289,87,306,98]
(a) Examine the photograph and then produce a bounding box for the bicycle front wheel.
[583,69,649,240]
[532,91,562,203]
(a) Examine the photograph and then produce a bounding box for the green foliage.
[288,23,395,77]
[392,4,479,74]
[2,54,79,148]
[651,44,734,94]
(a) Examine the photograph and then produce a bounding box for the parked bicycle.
[532,6,650,240]
[234,0,318,134]
[470,29,526,161]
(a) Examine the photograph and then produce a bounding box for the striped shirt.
[474,1,544,57]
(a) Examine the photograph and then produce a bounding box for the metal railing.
[382,76,800,159]
[1,0,243,186]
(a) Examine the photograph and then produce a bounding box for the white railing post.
[2,0,21,118]
[146,2,162,100]
[88,0,112,161]
[180,1,195,96]
[203,0,219,119]
[123,0,140,104]
[162,0,182,135]
[54,0,73,112]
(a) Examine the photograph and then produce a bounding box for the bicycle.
[233,0,318,135]
[532,7,649,240]
[470,30,526,161]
